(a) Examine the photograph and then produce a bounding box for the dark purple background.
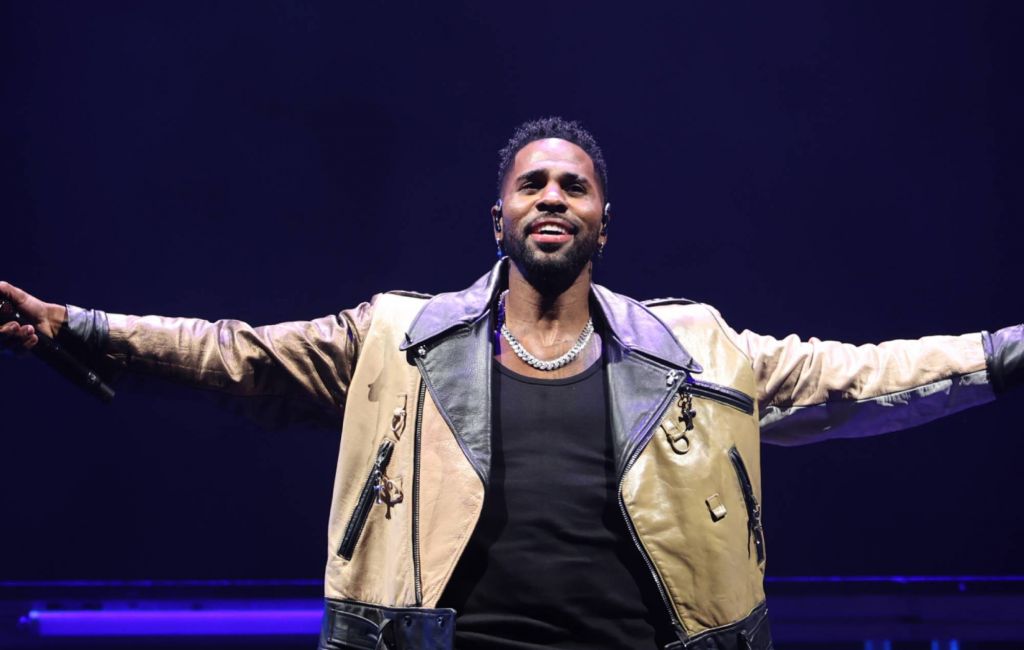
[1,2,1021,581]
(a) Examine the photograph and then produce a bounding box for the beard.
[503,223,600,296]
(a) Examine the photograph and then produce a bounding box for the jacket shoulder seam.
[385,289,434,300]
[697,303,754,365]
[649,301,755,366]
[642,296,698,307]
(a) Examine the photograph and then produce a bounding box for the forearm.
[739,329,994,445]
[65,302,373,413]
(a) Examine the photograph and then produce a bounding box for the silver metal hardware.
[678,385,696,431]
[391,394,408,438]
[375,472,404,520]
[391,407,406,437]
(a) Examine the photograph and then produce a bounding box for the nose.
[536,181,567,214]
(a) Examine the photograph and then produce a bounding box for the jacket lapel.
[592,285,704,476]
[400,261,704,485]
[401,263,505,485]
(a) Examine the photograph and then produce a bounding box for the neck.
[504,262,592,338]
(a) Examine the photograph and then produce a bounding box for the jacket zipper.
[728,446,765,565]
[688,379,755,415]
[412,378,426,606]
[337,439,396,560]
[687,379,762,564]
[618,368,689,641]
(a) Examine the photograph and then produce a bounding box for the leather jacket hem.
[318,597,456,650]
[671,602,771,650]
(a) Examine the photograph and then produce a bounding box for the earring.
[596,242,605,260]
[496,239,505,259]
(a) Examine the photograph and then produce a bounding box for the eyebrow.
[514,169,593,188]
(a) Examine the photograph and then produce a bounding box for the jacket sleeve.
[705,307,996,446]
[66,298,378,427]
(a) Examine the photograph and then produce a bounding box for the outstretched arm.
[1,281,375,425]
[704,305,1022,445]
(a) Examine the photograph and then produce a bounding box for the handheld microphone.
[0,299,115,402]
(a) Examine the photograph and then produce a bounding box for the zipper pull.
[370,439,402,519]
[375,471,404,520]
[678,384,697,431]
[750,502,765,563]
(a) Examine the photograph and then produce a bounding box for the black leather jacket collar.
[402,259,701,374]
[398,260,702,485]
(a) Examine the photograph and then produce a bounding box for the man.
[2,117,1022,650]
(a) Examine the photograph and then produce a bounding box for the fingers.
[0,320,38,352]
[0,281,63,338]
[0,281,28,307]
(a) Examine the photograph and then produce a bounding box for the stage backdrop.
[2,1,1021,581]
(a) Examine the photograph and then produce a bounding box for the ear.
[600,202,611,238]
[491,199,503,239]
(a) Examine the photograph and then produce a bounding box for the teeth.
[536,225,567,234]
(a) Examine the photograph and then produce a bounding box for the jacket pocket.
[728,446,765,565]
[668,380,754,451]
[338,439,396,560]
[688,379,755,415]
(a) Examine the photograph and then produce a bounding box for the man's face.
[495,138,606,290]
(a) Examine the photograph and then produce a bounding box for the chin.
[508,239,597,294]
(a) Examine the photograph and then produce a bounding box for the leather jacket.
[71,260,995,649]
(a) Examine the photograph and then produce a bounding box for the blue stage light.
[21,607,322,636]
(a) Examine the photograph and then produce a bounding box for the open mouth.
[527,218,576,245]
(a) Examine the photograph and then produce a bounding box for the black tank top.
[437,358,676,649]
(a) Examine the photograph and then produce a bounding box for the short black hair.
[497,116,608,200]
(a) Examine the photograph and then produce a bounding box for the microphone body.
[0,299,115,402]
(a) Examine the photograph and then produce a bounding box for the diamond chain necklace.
[497,290,595,371]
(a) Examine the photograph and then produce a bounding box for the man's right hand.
[0,281,67,352]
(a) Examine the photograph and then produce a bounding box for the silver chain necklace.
[498,291,595,371]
